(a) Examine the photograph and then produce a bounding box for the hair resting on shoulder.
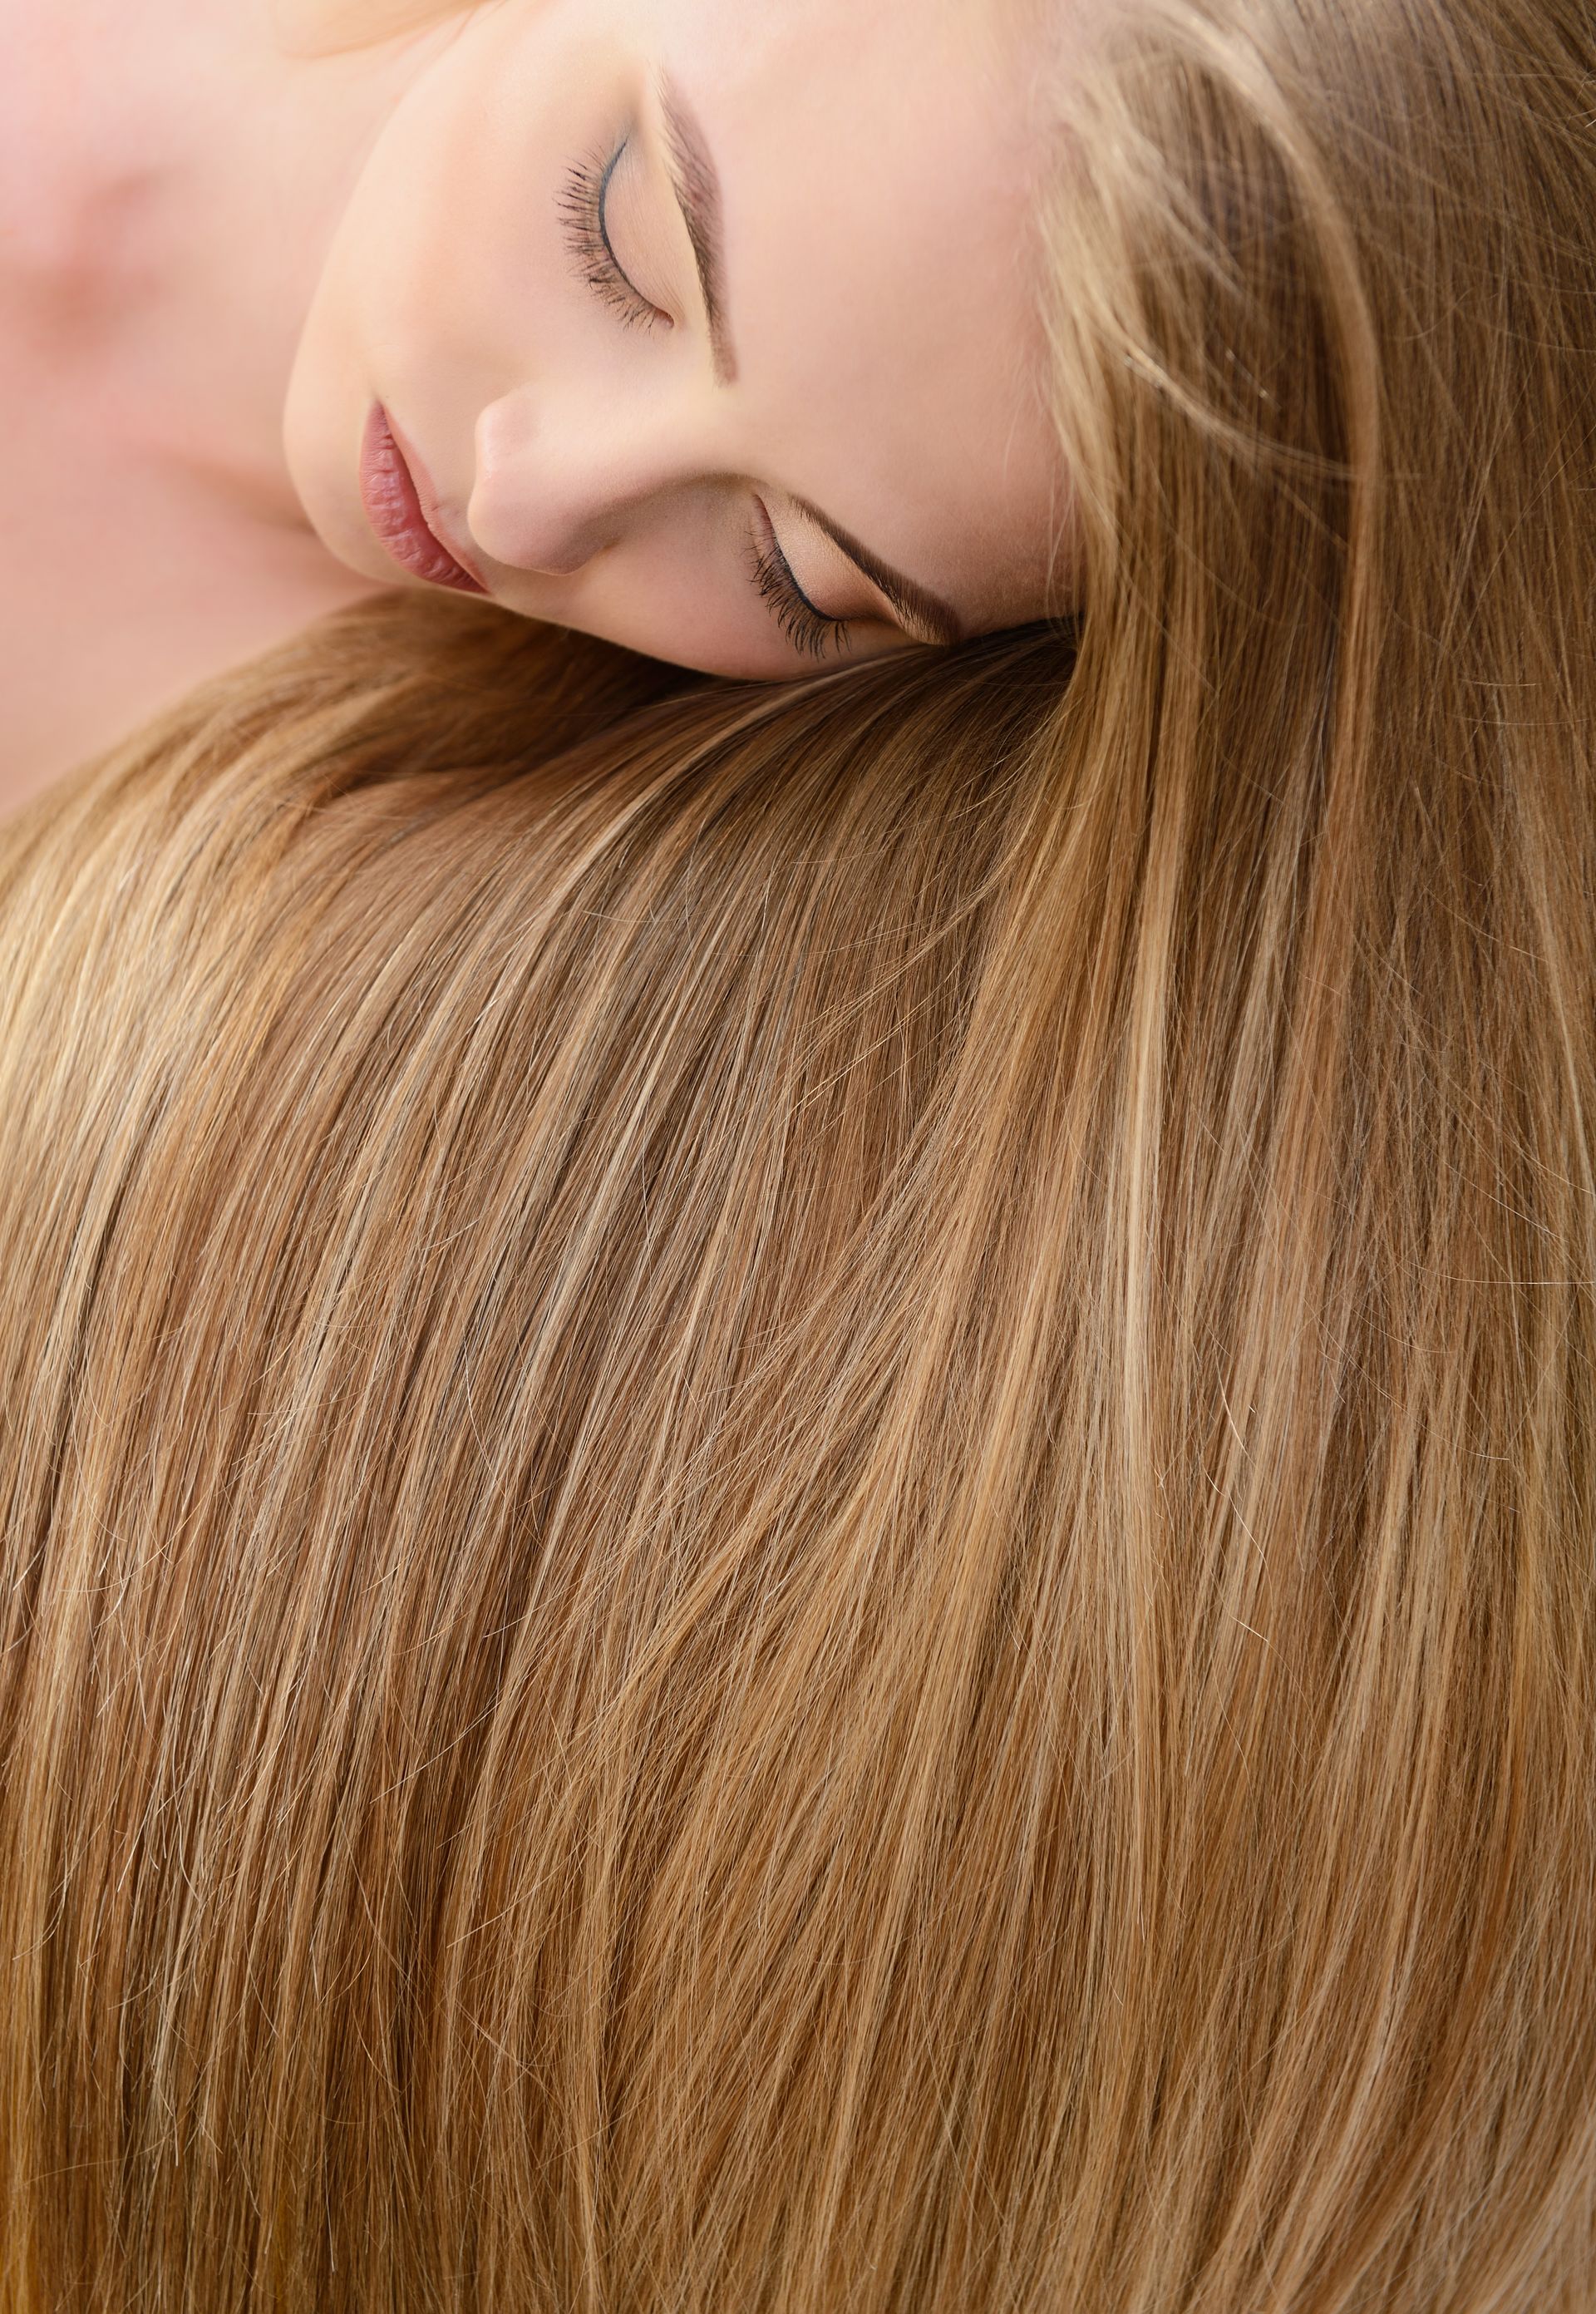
[3,0,1596,2308]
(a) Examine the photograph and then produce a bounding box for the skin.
[0,0,1069,813]
[0,0,427,807]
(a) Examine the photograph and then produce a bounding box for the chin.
[281,354,371,572]
[283,432,382,586]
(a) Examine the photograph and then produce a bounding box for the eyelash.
[559,142,852,664]
[558,143,666,333]
[745,506,852,664]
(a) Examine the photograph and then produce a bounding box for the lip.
[358,403,490,595]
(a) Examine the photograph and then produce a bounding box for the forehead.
[642,0,1067,629]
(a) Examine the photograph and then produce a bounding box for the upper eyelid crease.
[596,143,628,279]
[764,518,827,624]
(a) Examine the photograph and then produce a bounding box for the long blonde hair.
[3,0,1594,2307]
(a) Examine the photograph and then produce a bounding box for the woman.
[2,0,1070,808]
[2,0,1594,2307]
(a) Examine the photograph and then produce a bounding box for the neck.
[32,0,453,531]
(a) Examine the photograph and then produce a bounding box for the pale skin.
[0,0,1069,817]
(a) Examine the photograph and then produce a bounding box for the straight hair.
[2,0,1594,2305]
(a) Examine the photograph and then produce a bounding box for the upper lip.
[383,408,491,593]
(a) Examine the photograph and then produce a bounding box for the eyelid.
[559,136,669,332]
[749,497,852,662]
[756,501,829,621]
[784,501,907,640]
[598,146,630,275]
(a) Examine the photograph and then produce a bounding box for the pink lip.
[358,403,489,595]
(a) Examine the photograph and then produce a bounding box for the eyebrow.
[656,72,738,387]
[790,496,965,651]
[654,69,965,655]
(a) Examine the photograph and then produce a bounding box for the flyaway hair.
[2,0,1594,2307]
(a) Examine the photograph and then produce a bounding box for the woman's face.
[284,0,1068,678]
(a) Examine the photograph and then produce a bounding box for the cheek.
[306,17,592,382]
[577,572,805,680]
[280,48,505,536]
[325,109,500,368]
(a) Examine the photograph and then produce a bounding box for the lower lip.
[357,404,488,595]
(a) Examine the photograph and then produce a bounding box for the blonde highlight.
[2,0,1594,2307]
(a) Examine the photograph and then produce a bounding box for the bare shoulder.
[0,0,402,821]
[0,302,388,817]
[0,0,148,300]
[0,0,239,305]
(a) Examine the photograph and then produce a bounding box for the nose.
[466,385,707,580]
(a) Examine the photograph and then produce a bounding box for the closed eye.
[559,141,669,333]
[746,501,853,664]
